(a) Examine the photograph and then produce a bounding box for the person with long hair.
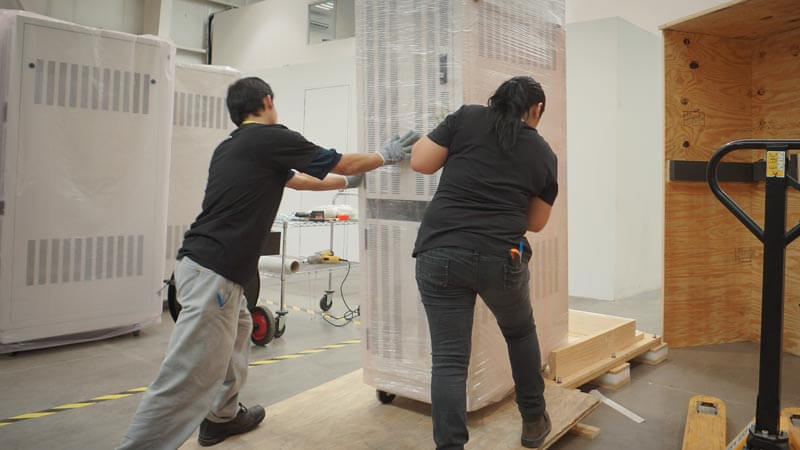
[410,76,558,449]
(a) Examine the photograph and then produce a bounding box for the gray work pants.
[118,257,252,450]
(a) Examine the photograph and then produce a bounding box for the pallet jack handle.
[707,139,800,450]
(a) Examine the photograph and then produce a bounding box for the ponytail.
[487,76,546,152]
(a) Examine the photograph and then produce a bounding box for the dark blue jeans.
[416,247,546,450]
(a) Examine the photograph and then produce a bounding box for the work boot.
[521,411,551,448]
[198,403,266,447]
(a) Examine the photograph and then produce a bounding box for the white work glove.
[377,130,422,165]
[344,174,363,188]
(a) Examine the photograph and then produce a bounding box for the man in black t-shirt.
[118,77,419,449]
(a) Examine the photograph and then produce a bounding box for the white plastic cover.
[0,10,175,351]
[165,63,240,286]
[357,0,568,411]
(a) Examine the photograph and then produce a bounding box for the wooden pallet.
[545,310,667,389]
[180,369,600,449]
[178,311,668,449]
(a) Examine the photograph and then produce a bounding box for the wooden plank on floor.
[555,333,661,389]
[180,369,599,449]
[549,311,638,381]
[569,422,600,440]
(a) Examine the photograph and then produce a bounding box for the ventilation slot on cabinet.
[166,224,190,260]
[174,91,230,129]
[366,224,379,352]
[390,225,403,360]
[379,224,392,358]
[25,234,145,286]
[32,59,155,114]
[531,236,560,300]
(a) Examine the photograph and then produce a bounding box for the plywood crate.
[661,0,800,355]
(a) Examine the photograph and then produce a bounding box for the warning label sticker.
[766,151,786,178]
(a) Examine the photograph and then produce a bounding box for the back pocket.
[415,252,449,290]
[504,264,529,291]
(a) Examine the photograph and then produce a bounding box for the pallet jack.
[682,140,800,450]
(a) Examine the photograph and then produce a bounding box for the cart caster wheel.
[319,295,333,312]
[377,390,396,404]
[274,318,286,339]
[250,306,275,346]
[132,330,141,337]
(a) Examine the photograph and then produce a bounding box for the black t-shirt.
[177,123,341,285]
[413,104,558,258]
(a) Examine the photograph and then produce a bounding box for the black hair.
[226,77,274,126]
[487,76,546,152]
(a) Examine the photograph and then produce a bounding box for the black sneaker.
[521,411,551,448]
[198,403,266,447]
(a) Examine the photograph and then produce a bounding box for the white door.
[300,84,359,261]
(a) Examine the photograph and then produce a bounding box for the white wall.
[566,17,660,301]
[614,20,661,299]
[212,0,359,261]
[563,0,730,301]
[171,0,262,64]
[566,18,619,300]
[211,0,354,72]
[4,0,265,65]
[11,0,145,34]
[566,0,731,33]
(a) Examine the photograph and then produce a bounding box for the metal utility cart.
[167,193,359,346]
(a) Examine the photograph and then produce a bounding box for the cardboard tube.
[258,255,300,274]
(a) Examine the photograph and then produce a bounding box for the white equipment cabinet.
[165,64,239,283]
[0,11,175,351]
[357,0,568,411]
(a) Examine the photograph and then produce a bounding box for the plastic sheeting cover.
[357,0,568,411]
[0,10,175,349]
[165,63,240,285]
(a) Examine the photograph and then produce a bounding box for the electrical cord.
[322,259,361,327]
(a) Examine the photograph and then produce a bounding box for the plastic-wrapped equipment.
[164,64,240,286]
[0,11,175,352]
[357,0,568,411]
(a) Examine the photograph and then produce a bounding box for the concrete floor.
[1,273,799,450]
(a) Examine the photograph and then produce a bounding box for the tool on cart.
[308,250,341,264]
[682,140,800,450]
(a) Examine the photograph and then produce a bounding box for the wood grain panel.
[664,181,761,348]
[662,0,800,40]
[664,31,754,163]
[179,369,600,450]
[752,26,800,355]
[664,13,800,356]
